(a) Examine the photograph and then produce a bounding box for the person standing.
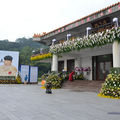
[69,70,75,81]
[24,75,28,84]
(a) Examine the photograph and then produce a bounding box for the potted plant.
[75,67,83,75]
[83,67,91,75]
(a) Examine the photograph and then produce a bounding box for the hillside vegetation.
[0,38,50,77]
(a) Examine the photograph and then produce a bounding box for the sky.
[0,0,119,42]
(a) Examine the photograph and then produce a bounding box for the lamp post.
[32,50,35,55]
[67,34,71,41]
[40,48,43,54]
[32,50,35,53]
[113,17,118,28]
[52,39,56,45]
[86,27,91,36]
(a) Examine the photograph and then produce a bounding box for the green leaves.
[0,37,51,77]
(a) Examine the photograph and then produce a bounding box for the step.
[62,80,104,93]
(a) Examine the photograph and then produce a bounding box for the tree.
[0,37,51,77]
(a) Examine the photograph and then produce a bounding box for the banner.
[30,66,38,82]
[0,50,19,76]
[20,65,29,82]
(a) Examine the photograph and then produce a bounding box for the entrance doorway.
[98,61,112,80]
[92,54,113,81]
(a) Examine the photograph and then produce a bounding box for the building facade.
[32,2,120,81]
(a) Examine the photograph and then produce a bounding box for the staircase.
[62,80,104,93]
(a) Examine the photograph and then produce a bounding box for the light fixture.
[86,27,91,36]
[67,34,71,41]
[113,17,118,28]
[40,48,43,54]
[52,39,56,45]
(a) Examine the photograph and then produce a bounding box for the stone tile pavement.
[0,84,120,120]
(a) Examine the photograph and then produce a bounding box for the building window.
[58,61,64,72]
[67,59,74,72]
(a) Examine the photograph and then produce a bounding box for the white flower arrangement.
[49,27,120,54]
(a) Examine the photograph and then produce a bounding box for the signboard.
[91,17,110,28]
[30,66,38,83]
[20,65,29,82]
[91,17,112,33]
[0,50,19,76]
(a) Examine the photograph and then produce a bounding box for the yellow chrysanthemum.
[30,52,53,61]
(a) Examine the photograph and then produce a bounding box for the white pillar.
[113,41,120,67]
[75,57,80,67]
[52,54,58,72]
[64,59,67,71]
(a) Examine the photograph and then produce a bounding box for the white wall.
[81,56,92,80]
[75,57,81,67]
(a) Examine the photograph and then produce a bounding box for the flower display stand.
[98,68,120,99]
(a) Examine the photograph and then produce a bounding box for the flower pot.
[84,71,87,76]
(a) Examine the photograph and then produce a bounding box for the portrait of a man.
[0,55,17,76]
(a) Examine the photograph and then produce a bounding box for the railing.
[55,21,118,44]
[33,48,50,55]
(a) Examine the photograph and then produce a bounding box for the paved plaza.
[0,84,120,120]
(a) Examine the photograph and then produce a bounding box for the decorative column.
[113,41,120,67]
[112,17,119,67]
[51,54,58,72]
[64,59,67,71]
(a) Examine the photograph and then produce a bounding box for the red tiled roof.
[33,2,120,38]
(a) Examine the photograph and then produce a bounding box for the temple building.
[32,2,120,81]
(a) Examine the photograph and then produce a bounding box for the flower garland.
[30,52,52,61]
[50,27,120,54]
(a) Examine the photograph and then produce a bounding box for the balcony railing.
[55,21,118,44]
[33,47,50,55]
